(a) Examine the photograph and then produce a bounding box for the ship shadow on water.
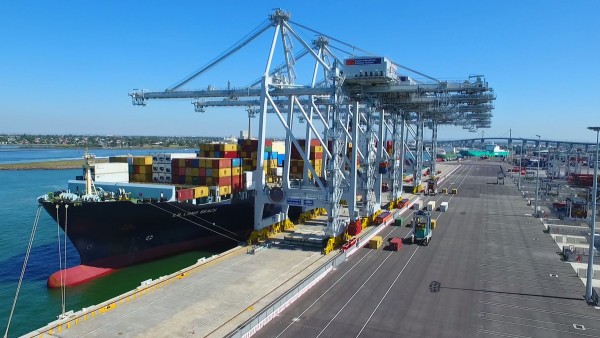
[0,242,79,283]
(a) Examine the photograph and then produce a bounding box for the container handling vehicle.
[410,210,433,245]
[424,177,438,196]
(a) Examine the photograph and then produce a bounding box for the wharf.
[24,164,456,337]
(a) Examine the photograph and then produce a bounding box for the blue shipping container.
[277,154,285,167]
[231,158,242,167]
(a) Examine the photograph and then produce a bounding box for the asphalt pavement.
[257,160,600,338]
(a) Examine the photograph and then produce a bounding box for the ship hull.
[41,198,280,269]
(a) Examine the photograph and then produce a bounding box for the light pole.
[585,127,600,303]
[535,135,541,217]
[518,143,522,190]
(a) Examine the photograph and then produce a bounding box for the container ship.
[37,139,314,287]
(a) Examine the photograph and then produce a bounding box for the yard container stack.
[128,156,153,183]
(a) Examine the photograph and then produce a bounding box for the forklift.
[424,177,438,196]
[410,210,433,246]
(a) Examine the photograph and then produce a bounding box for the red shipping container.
[199,167,206,177]
[231,175,243,190]
[389,238,403,251]
[176,188,194,201]
[223,151,239,158]
[211,159,231,169]
[347,221,362,236]
[310,152,323,160]
[215,176,231,186]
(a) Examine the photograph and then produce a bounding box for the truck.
[410,210,433,246]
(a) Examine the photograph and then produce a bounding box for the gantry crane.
[129,9,495,240]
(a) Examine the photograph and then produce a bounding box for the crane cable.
[290,20,440,84]
[55,205,64,315]
[167,18,271,91]
[3,205,42,338]
[61,205,69,317]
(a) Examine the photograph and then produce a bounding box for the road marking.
[480,301,600,321]
[274,245,380,337]
[313,250,399,338]
[481,317,597,337]
[355,247,420,338]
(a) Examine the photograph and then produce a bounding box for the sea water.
[0,148,211,337]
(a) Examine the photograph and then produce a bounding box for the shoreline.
[0,158,110,170]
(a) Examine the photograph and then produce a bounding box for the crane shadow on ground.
[428,280,582,302]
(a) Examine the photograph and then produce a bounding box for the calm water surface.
[0,148,211,337]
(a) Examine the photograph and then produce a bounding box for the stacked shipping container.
[238,139,280,180]
[289,139,324,179]
[152,153,196,184]
[109,156,153,183]
[198,143,240,158]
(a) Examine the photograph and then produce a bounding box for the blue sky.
[0,0,598,142]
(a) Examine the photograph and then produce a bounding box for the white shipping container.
[164,153,197,163]
[243,171,253,190]
[427,201,436,211]
[271,141,286,154]
[93,172,129,183]
[91,163,129,174]
[440,202,448,212]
